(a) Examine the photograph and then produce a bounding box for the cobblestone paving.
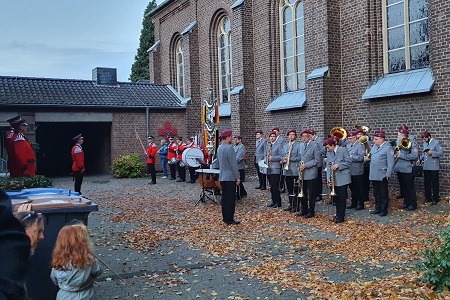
[51,174,449,299]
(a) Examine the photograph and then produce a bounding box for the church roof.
[0,76,185,109]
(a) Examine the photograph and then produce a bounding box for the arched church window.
[175,39,185,97]
[217,16,232,103]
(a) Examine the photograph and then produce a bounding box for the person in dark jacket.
[159,139,169,178]
[0,190,31,300]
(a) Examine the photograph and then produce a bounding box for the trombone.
[289,161,304,213]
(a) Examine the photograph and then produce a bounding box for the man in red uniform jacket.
[71,134,85,194]
[10,119,36,177]
[175,136,186,182]
[167,137,177,180]
[146,135,158,184]
[5,114,21,175]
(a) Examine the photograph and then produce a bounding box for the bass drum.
[181,148,205,168]
[258,159,268,174]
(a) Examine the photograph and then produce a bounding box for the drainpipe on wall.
[146,107,149,139]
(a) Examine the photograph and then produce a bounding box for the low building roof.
[0,76,185,109]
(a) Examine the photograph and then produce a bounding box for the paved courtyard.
[51,174,450,299]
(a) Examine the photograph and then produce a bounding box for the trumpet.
[329,162,337,196]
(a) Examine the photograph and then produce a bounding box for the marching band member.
[186,137,199,184]
[324,137,351,223]
[298,130,321,218]
[310,129,325,201]
[420,130,444,205]
[175,136,186,182]
[356,128,371,203]
[234,135,248,199]
[216,130,241,225]
[272,127,287,192]
[146,135,157,184]
[394,127,419,211]
[282,130,301,212]
[167,137,177,180]
[254,130,267,190]
[346,131,366,210]
[5,114,21,175]
[366,130,394,216]
[71,134,85,193]
[10,119,36,178]
[266,131,283,208]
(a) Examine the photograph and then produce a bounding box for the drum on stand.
[182,148,205,168]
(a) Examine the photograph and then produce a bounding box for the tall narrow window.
[279,0,305,92]
[383,0,429,73]
[176,39,185,97]
[217,16,232,103]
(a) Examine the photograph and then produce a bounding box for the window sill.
[265,90,306,112]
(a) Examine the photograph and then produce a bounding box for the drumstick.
[134,129,147,154]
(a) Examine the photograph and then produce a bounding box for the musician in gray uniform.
[324,137,351,223]
[346,131,366,210]
[366,130,394,216]
[216,130,241,225]
[282,130,302,212]
[310,129,325,201]
[356,128,372,203]
[272,127,287,192]
[254,130,267,190]
[298,130,321,218]
[267,131,283,208]
[394,127,419,210]
[420,130,444,205]
[234,135,248,199]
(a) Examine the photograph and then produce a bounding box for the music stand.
[195,169,219,206]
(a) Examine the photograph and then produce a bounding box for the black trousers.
[74,171,84,194]
[349,174,364,206]
[254,162,267,188]
[424,170,440,202]
[169,163,177,179]
[221,181,237,223]
[177,162,186,181]
[268,174,281,205]
[237,169,247,198]
[147,163,156,183]
[315,167,323,199]
[333,184,348,221]
[362,164,370,201]
[285,176,299,208]
[372,178,389,213]
[300,179,317,214]
[188,167,198,182]
[397,172,417,208]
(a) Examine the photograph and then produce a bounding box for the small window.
[383,0,429,73]
[217,16,232,103]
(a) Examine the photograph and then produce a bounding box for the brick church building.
[147,0,449,192]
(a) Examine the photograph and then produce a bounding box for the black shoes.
[370,209,381,215]
[399,204,408,209]
[284,205,292,212]
[406,206,416,211]
[432,200,438,205]
[379,211,388,217]
[169,178,176,180]
[255,186,262,189]
[306,212,315,218]
[225,220,241,225]
[396,194,404,199]
[148,182,156,185]
[176,179,185,182]
[267,202,277,207]
[260,187,267,190]
[334,217,344,223]
[346,205,357,209]
[355,205,364,210]
[297,211,308,217]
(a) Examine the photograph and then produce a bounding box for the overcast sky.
[0,0,164,82]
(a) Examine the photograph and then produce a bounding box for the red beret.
[323,137,337,146]
[347,131,358,137]
[256,130,263,135]
[421,131,431,138]
[269,131,277,137]
[374,131,386,138]
[271,127,280,132]
[234,135,242,140]
[398,128,409,135]
[309,129,316,135]
[221,130,232,138]
[399,125,409,131]
[286,129,297,136]
[300,130,310,136]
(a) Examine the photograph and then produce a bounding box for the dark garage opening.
[36,122,111,176]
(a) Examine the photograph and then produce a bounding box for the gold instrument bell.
[330,127,347,141]
[355,124,371,134]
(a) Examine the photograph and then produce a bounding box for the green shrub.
[111,153,145,178]
[419,225,450,292]
[0,175,53,190]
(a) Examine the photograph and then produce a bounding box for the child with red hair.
[50,223,102,300]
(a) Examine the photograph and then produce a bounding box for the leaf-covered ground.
[67,174,449,300]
